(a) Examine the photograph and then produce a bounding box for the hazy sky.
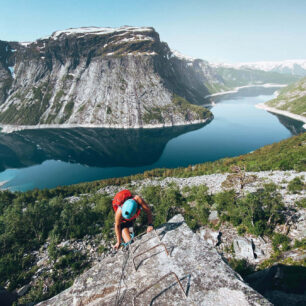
[1,0,305,63]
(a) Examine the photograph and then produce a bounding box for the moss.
[106,106,112,114]
[78,104,86,113]
[172,94,211,120]
[143,107,164,124]
[62,74,74,82]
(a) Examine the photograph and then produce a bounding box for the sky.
[0,0,305,63]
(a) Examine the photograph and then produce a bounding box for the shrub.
[288,177,305,194]
[272,233,291,251]
[228,258,254,278]
[295,198,306,208]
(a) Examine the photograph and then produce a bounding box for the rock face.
[0,26,217,129]
[37,215,270,305]
[246,264,306,306]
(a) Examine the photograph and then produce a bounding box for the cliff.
[37,215,270,305]
[0,26,216,129]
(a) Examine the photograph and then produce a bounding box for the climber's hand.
[113,242,120,249]
[147,225,153,233]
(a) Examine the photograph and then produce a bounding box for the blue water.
[0,87,302,191]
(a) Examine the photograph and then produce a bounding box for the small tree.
[222,165,257,195]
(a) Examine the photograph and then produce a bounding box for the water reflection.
[206,86,282,105]
[0,123,208,172]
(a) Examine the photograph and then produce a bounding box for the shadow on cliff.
[245,264,306,306]
[0,123,208,172]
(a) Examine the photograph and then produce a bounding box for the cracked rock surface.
[38,215,270,305]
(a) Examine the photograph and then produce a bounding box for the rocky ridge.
[212,60,306,76]
[5,170,304,305]
[37,215,271,305]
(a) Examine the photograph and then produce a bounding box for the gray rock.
[198,227,221,247]
[208,210,219,223]
[37,215,270,305]
[16,284,31,297]
[233,238,255,260]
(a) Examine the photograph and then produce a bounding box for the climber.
[112,189,153,249]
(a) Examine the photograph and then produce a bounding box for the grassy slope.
[267,77,306,116]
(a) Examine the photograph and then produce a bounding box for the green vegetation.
[172,94,211,121]
[44,90,65,124]
[287,176,305,193]
[204,81,229,94]
[215,183,284,236]
[0,133,305,303]
[295,198,306,208]
[259,237,306,271]
[106,106,112,114]
[142,94,211,125]
[0,178,292,304]
[267,77,306,115]
[59,101,74,123]
[228,258,254,278]
[143,106,164,124]
[0,82,52,125]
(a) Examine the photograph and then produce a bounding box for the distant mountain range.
[212,59,306,76]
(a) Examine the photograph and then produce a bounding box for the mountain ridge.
[0,26,300,132]
[0,26,217,129]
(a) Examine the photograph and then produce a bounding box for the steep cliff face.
[37,215,270,306]
[0,26,215,129]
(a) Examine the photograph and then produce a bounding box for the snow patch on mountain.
[171,49,196,62]
[42,26,154,41]
[211,59,306,76]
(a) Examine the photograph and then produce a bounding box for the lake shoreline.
[0,117,212,134]
[256,103,306,129]
[204,83,287,98]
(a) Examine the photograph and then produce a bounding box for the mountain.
[37,215,270,306]
[0,26,301,131]
[212,59,306,76]
[0,26,217,129]
[265,77,306,116]
[211,66,300,89]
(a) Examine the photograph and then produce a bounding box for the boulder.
[198,227,221,246]
[16,284,30,297]
[208,210,219,225]
[233,238,255,260]
[37,215,270,305]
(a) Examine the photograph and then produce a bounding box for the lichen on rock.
[37,215,270,305]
